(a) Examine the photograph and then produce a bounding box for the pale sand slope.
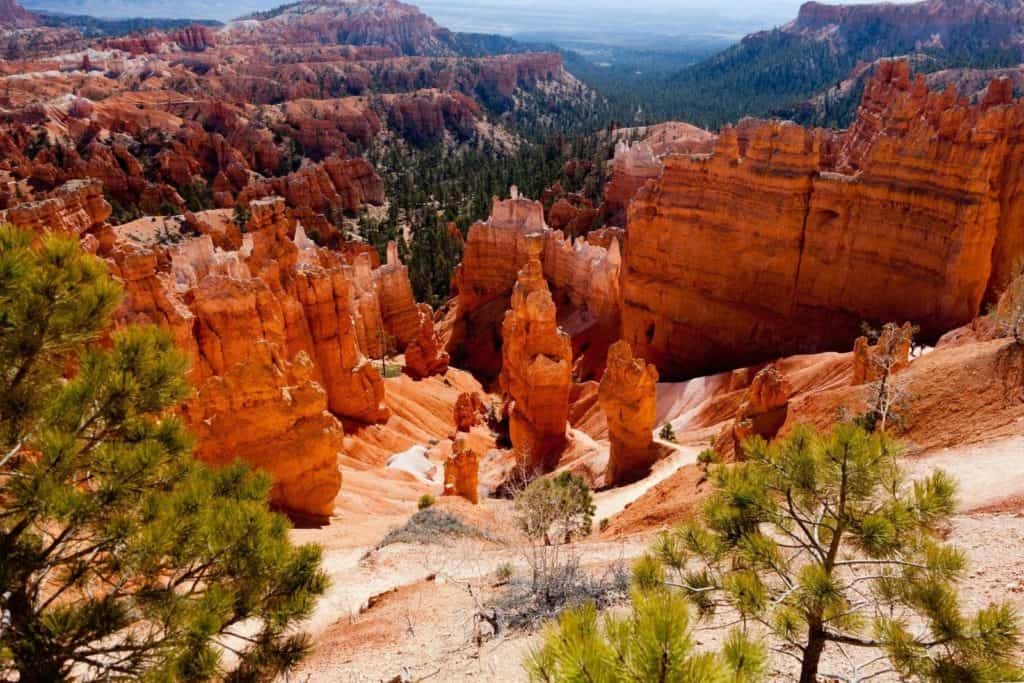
[290,434,1024,682]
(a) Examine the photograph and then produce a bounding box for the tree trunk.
[799,628,825,683]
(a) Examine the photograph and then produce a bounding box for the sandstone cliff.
[0,191,434,518]
[623,61,1024,379]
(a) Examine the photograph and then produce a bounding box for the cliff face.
[0,179,110,236]
[222,0,457,56]
[623,61,1024,379]
[0,192,439,518]
[791,0,1024,49]
[0,0,37,28]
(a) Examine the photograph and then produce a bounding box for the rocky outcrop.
[450,189,621,379]
[171,25,217,51]
[385,91,480,145]
[443,435,479,504]
[543,230,621,325]
[500,237,572,471]
[222,0,457,56]
[87,196,423,516]
[403,303,449,380]
[852,322,914,385]
[0,179,110,236]
[716,365,792,460]
[454,391,487,432]
[623,62,1024,379]
[0,0,37,28]
[792,0,1024,49]
[599,341,659,485]
[604,141,662,228]
[546,191,599,237]
[183,346,343,520]
[235,154,384,218]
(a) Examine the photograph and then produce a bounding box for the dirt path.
[592,441,697,522]
[904,435,1024,511]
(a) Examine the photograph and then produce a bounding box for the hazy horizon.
[22,0,921,42]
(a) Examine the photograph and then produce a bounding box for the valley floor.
[289,434,1024,682]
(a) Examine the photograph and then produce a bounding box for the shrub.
[513,471,595,546]
[496,562,515,583]
[377,508,489,548]
[659,422,677,443]
[418,493,436,510]
[696,447,721,467]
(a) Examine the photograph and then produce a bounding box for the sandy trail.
[904,435,1024,511]
[592,441,697,521]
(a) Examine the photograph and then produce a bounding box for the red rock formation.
[403,303,450,380]
[443,435,479,504]
[623,62,1024,379]
[454,391,487,432]
[171,25,217,51]
[604,141,662,228]
[852,322,914,385]
[375,241,421,348]
[385,91,480,144]
[221,0,457,56]
[547,193,599,237]
[183,345,343,520]
[599,341,659,485]
[52,195,424,516]
[449,190,547,378]
[450,189,621,379]
[0,0,37,28]
[716,365,792,460]
[0,179,110,236]
[236,154,384,219]
[500,237,572,471]
[603,123,716,228]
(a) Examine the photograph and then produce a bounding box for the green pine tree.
[0,226,327,682]
[524,588,765,682]
[647,423,1022,682]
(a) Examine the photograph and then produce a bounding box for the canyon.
[2,0,1024,678]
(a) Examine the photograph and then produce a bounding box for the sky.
[22,0,919,41]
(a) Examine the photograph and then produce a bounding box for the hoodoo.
[499,236,573,472]
[599,341,660,485]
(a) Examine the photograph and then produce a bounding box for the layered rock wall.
[0,194,430,517]
[623,62,1024,379]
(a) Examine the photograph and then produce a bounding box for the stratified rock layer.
[71,197,431,517]
[623,61,1024,379]
[599,341,659,485]
[403,303,450,380]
